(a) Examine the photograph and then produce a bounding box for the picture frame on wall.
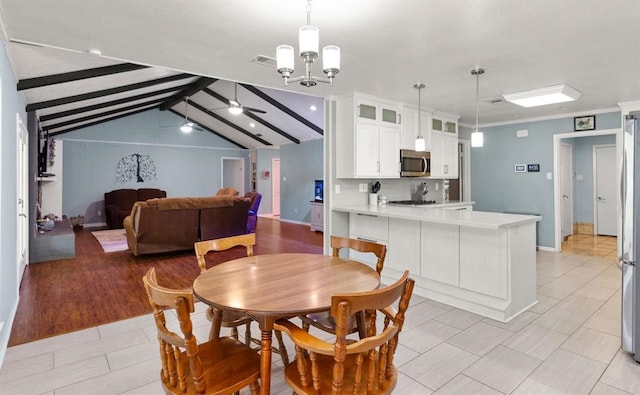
[574,115,595,131]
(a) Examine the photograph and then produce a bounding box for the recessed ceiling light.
[249,122,256,128]
[503,84,581,108]
[310,105,317,111]
[85,48,102,56]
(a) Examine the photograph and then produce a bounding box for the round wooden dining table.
[192,252,380,395]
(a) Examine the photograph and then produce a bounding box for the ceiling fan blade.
[244,107,267,114]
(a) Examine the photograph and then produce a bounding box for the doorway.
[271,158,280,216]
[221,157,244,195]
[594,144,616,235]
[552,128,621,251]
[17,114,28,284]
[449,140,471,201]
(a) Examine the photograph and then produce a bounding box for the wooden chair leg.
[274,330,289,365]
[208,308,222,341]
[231,325,239,340]
[249,381,260,395]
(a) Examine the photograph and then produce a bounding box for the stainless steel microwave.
[400,149,431,177]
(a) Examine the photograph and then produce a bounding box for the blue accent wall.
[280,139,323,223]
[59,109,249,224]
[471,112,620,247]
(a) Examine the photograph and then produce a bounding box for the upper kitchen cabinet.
[336,93,401,178]
[431,114,458,136]
[429,113,460,179]
[402,106,432,151]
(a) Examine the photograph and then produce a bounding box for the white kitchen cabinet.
[429,133,459,179]
[310,201,323,232]
[431,115,458,136]
[401,106,431,151]
[349,213,389,271]
[336,93,401,179]
[388,218,420,275]
[459,227,507,298]
[420,222,459,286]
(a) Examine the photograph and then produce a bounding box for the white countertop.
[333,204,541,229]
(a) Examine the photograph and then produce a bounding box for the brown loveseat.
[123,195,250,256]
[104,188,166,229]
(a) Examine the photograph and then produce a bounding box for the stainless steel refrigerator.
[621,113,640,362]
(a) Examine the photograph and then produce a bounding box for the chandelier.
[276,0,340,87]
[471,66,485,148]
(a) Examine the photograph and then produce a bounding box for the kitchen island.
[333,204,541,322]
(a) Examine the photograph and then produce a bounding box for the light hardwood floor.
[2,225,639,394]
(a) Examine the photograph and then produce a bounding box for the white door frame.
[552,128,621,251]
[459,139,471,202]
[16,114,28,285]
[593,144,616,235]
[271,158,280,216]
[221,157,245,195]
[560,142,573,239]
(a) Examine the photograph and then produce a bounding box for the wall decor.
[514,164,526,173]
[262,170,270,179]
[574,115,595,131]
[527,164,540,172]
[116,153,157,183]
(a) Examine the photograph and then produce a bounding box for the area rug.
[91,229,128,253]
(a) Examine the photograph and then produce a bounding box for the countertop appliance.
[621,114,639,362]
[400,149,430,177]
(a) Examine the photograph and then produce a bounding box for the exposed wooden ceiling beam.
[186,100,273,146]
[27,73,194,112]
[159,77,218,110]
[240,83,323,135]
[168,109,248,149]
[49,106,159,137]
[42,97,167,131]
[203,88,300,144]
[17,63,148,90]
[39,84,191,122]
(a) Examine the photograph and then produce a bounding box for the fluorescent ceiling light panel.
[502,84,581,107]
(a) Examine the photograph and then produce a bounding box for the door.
[594,145,616,235]
[221,158,244,195]
[560,143,573,239]
[272,158,280,216]
[17,115,28,283]
[355,123,380,177]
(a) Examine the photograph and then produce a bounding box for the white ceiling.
[1,0,639,145]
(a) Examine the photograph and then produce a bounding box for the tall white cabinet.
[336,93,401,179]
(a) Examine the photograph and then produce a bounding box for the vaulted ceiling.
[1,0,639,150]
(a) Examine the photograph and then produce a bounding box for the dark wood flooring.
[10,218,323,346]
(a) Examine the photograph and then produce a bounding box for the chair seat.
[162,337,261,395]
[283,351,397,394]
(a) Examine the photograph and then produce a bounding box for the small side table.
[310,201,323,232]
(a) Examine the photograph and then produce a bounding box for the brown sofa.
[123,195,250,256]
[104,188,166,229]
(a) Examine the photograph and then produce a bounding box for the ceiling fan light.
[502,84,581,107]
[276,45,295,73]
[299,25,319,57]
[180,123,193,133]
[228,106,243,115]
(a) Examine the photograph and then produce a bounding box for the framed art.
[514,164,526,173]
[574,115,595,131]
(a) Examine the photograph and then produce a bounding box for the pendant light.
[414,82,426,151]
[471,67,485,147]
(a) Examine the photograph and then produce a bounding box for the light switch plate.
[335,184,341,194]
[546,172,552,180]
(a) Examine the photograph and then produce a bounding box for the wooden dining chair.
[275,271,415,394]
[142,267,261,395]
[194,233,289,364]
[300,235,387,337]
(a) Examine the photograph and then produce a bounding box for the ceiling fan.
[211,83,267,115]
[161,97,203,133]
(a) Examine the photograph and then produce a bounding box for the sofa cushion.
[216,187,239,196]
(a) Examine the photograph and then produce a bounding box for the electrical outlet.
[335,184,341,194]
[435,183,439,191]
[97,210,102,216]
[294,208,298,213]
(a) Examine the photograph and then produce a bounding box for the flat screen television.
[314,180,323,202]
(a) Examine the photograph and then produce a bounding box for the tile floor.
[2,245,640,394]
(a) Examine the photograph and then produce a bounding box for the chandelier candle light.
[471,67,485,148]
[276,0,340,87]
[414,82,426,152]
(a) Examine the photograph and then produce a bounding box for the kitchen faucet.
[412,182,429,201]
